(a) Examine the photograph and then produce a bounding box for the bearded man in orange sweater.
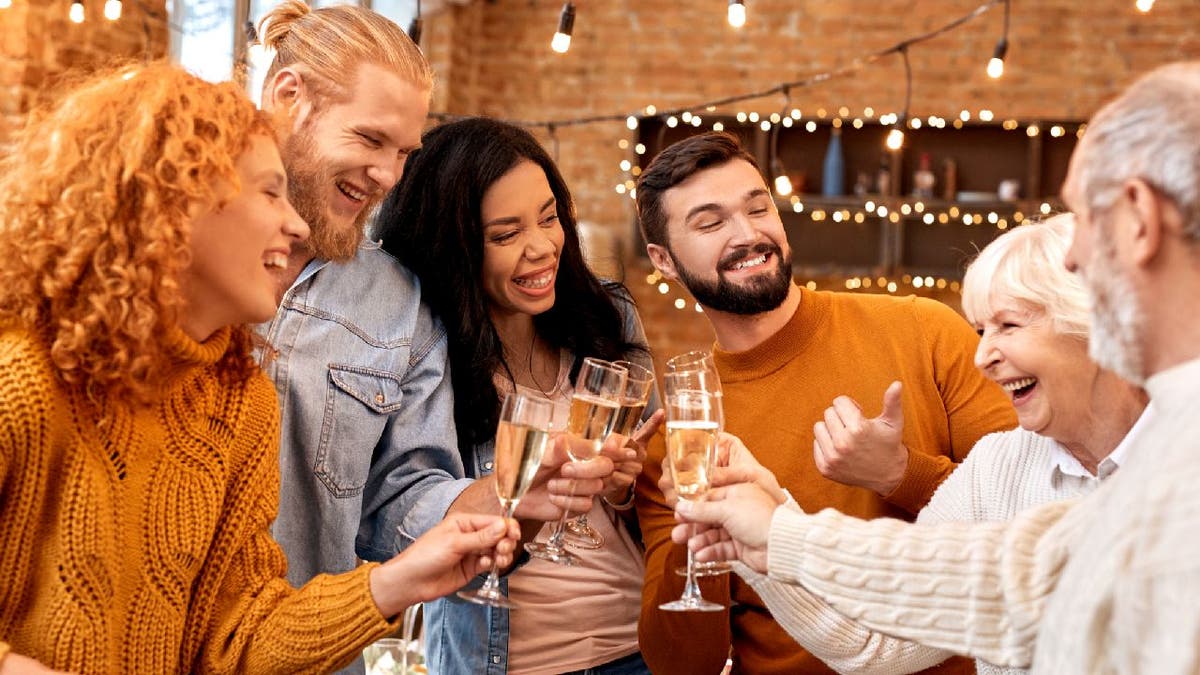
[632,132,1016,675]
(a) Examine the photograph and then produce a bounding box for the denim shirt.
[257,242,473,591]
[424,290,660,675]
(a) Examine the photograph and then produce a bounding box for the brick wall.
[423,0,1200,361]
[0,0,167,154]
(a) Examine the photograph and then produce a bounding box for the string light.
[886,45,912,151]
[987,0,1010,78]
[408,0,422,44]
[69,0,84,23]
[434,0,1006,132]
[727,0,746,28]
[0,0,12,8]
[103,0,121,20]
[550,2,575,54]
[1136,0,1154,11]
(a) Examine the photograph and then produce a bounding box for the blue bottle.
[822,128,845,197]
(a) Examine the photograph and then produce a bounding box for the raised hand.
[602,409,663,504]
[0,652,75,675]
[812,380,909,496]
[370,513,520,617]
[511,435,612,522]
[671,482,778,573]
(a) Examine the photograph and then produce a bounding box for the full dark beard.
[673,242,793,315]
[280,129,367,263]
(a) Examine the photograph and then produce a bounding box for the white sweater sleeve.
[765,497,1083,668]
[732,500,954,675]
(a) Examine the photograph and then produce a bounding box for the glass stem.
[479,501,518,598]
[546,479,577,548]
[682,524,703,602]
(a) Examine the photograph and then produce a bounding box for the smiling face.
[278,62,429,262]
[973,297,1098,443]
[182,134,309,340]
[648,159,792,315]
[479,160,566,322]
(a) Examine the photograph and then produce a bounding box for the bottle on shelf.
[942,157,958,201]
[822,127,845,197]
[912,152,935,199]
[875,153,892,196]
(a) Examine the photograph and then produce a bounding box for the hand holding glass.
[526,357,626,565]
[457,390,556,608]
[566,359,656,548]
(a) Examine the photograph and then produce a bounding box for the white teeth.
[337,180,368,202]
[263,253,288,269]
[1002,377,1037,392]
[514,271,553,289]
[734,254,767,270]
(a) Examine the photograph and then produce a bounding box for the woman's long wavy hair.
[377,117,643,456]
[0,62,273,402]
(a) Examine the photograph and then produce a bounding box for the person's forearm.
[767,500,1078,667]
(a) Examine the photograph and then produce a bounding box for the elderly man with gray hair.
[672,60,1200,674]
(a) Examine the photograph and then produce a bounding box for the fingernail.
[676,500,692,514]
[491,522,505,535]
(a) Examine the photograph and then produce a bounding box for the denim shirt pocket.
[316,364,406,497]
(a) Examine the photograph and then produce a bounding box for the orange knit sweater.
[636,289,1016,675]
[0,327,396,674]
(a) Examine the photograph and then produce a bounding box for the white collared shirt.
[1048,401,1154,482]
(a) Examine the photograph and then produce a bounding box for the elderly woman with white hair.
[669,214,1148,675]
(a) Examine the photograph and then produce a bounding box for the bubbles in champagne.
[566,394,620,460]
[666,420,718,499]
[493,422,551,511]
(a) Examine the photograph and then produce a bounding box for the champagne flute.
[660,369,723,612]
[525,357,627,566]
[566,360,656,549]
[457,390,556,608]
[666,351,733,578]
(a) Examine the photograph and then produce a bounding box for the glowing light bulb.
[70,0,85,23]
[103,0,121,20]
[886,128,905,150]
[550,2,575,54]
[727,0,746,28]
[0,0,13,9]
[987,57,1004,78]
[774,174,793,196]
[1136,0,1154,11]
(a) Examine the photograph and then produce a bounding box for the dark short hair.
[635,131,761,246]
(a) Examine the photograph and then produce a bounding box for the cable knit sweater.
[0,327,397,674]
[758,358,1200,674]
[740,428,1114,675]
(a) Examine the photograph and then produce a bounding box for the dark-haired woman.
[378,117,660,675]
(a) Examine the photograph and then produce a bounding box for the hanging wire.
[430,0,1005,129]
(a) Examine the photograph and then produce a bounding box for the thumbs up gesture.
[812,380,909,496]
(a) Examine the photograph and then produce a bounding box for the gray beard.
[1084,238,1146,385]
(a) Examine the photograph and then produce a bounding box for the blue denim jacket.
[257,242,472,591]
[424,290,659,675]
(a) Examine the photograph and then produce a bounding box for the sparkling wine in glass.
[458,391,555,608]
[659,370,724,613]
[666,351,733,578]
[566,360,656,549]
[526,357,626,566]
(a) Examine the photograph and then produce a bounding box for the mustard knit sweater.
[0,327,396,674]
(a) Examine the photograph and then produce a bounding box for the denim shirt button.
[483,461,494,471]
[492,655,501,664]
[375,392,385,404]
